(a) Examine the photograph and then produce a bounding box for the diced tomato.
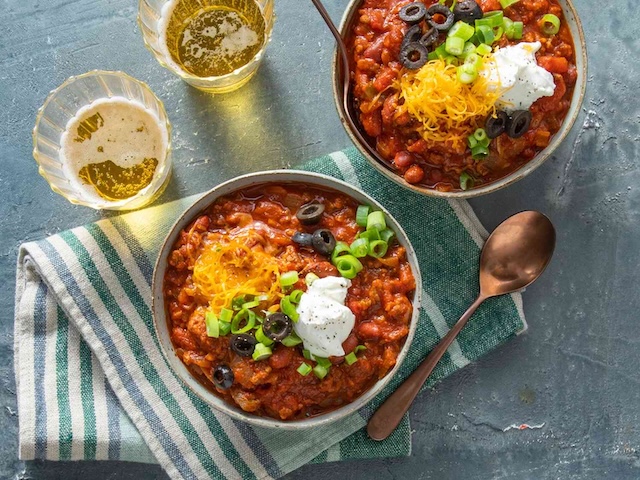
[538,56,569,74]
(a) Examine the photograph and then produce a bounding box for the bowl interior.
[332,0,587,198]
[152,170,422,429]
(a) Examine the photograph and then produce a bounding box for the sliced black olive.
[311,228,337,256]
[263,313,293,342]
[296,203,325,225]
[507,110,533,138]
[230,334,257,357]
[401,24,423,52]
[420,26,438,47]
[427,4,454,31]
[399,42,429,70]
[292,232,313,247]
[453,0,483,25]
[485,111,509,138]
[399,2,427,24]
[212,364,234,390]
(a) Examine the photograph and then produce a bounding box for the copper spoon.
[310,0,391,168]
[367,211,556,441]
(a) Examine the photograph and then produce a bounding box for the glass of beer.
[32,70,172,211]
[138,0,275,93]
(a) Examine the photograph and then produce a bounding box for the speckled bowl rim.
[332,0,588,198]
[151,170,423,430]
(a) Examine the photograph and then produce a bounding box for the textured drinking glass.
[32,70,172,211]
[138,0,274,93]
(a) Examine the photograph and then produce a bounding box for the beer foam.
[60,97,169,203]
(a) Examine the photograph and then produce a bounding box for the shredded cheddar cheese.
[395,59,502,152]
[192,234,282,314]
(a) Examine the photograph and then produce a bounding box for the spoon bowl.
[367,211,556,441]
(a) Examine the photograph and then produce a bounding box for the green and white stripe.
[15,148,525,479]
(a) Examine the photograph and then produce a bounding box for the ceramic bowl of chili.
[151,170,422,429]
[332,0,587,197]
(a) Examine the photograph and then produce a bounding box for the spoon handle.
[367,295,487,441]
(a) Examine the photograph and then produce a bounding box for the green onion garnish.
[305,272,319,286]
[242,299,260,310]
[334,254,363,279]
[354,345,367,353]
[281,332,303,347]
[368,240,389,259]
[475,25,495,45]
[358,228,381,242]
[468,134,478,149]
[232,295,246,311]
[255,326,274,346]
[231,309,256,334]
[218,321,231,336]
[315,356,332,368]
[476,10,503,28]
[499,0,519,7]
[297,362,312,376]
[252,343,272,361]
[511,21,523,39]
[356,205,370,227]
[464,53,483,71]
[541,13,560,35]
[474,128,488,143]
[345,352,358,365]
[331,241,352,262]
[350,238,369,258]
[313,364,328,380]
[302,349,313,360]
[492,25,504,42]
[219,308,233,323]
[289,289,304,304]
[471,144,490,159]
[280,270,299,288]
[445,36,465,56]
[366,210,386,232]
[448,21,475,41]
[379,228,395,244]
[280,295,299,322]
[476,43,492,56]
[461,42,476,59]
[457,63,478,84]
[460,172,474,191]
[205,312,219,338]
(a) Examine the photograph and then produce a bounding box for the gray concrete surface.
[1,0,639,478]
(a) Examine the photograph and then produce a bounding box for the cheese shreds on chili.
[395,59,503,152]
[192,234,282,314]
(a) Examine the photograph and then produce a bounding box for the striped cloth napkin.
[14,148,526,479]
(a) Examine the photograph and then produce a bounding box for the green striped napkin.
[14,148,525,479]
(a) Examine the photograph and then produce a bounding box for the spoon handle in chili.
[367,295,487,441]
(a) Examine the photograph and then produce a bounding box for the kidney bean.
[404,165,425,184]
[393,151,414,168]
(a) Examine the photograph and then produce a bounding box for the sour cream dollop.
[293,276,355,358]
[483,42,555,112]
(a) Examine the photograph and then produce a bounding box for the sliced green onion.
[448,21,475,41]
[231,309,256,334]
[232,295,246,311]
[252,343,272,361]
[379,228,395,244]
[255,326,274,346]
[350,238,369,258]
[476,43,492,56]
[331,241,351,262]
[281,332,303,347]
[541,13,560,35]
[492,25,504,42]
[356,205,370,227]
[476,10,503,28]
[205,312,219,338]
[218,321,232,336]
[475,25,495,45]
[297,362,312,376]
[368,240,389,258]
[289,289,304,304]
[462,42,476,58]
[302,349,313,360]
[366,211,386,232]
[427,50,439,62]
[471,144,490,159]
[499,0,519,7]
[474,128,488,143]
[313,364,328,380]
[467,134,478,149]
[464,53,483,70]
[354,345,367,353]
[445,55,459,66]
[280,271,299,288]
[334,254,363,279]
[305,272,319,286]
[459,172,474,191]
[345,352,358,365]
[280,295,299,322]
[219,308,233,323]
[242,299,260,309]
[503,16,513,34]
[511,21,523,39]
[445,36,465,56]
[315,356,332,368]
[433,43,448,59]
[358,228,381,241]
[457,63,478,84]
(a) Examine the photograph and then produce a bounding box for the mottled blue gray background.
[2,0,639,478]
